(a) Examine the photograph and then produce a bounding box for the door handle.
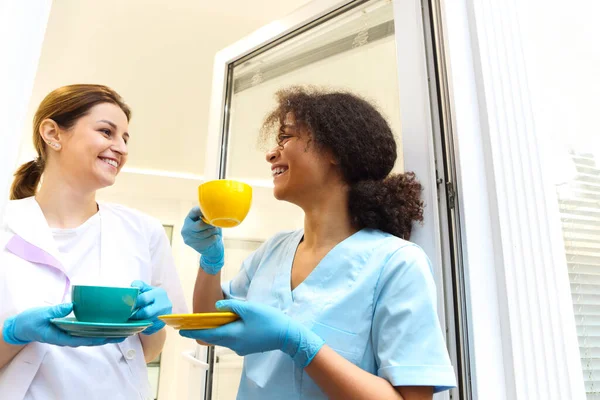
[181,349,209,370]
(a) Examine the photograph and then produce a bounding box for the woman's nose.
[265,146,279,163]
[113,136,129,156]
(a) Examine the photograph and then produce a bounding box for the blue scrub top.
[222,228,456,399]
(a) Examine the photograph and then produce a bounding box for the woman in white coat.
[0,84,187,400]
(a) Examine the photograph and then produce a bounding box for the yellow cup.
[198,179,252,228]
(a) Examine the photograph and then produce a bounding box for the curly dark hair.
[261,86,424,240]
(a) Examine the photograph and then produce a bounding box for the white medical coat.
[0,197,187,399]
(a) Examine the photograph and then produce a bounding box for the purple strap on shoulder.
[5,234,70,302]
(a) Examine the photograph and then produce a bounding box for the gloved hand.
[130,281,172,335]
[179,300,325,368]
[181,206,225,275]
[2,303,125,347]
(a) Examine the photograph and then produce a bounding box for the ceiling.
[20,0,311,176]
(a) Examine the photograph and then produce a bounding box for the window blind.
[558,152,600,398]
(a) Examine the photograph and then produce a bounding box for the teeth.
[272,167,287,177]
[101,158,118,168]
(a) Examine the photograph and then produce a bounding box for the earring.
[48,142,60,149]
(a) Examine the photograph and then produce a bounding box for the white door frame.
[203,1,452,399]
[0,0,53,222]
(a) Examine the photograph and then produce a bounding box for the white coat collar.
[4,197,126,277]
[4,197,61,262]
[4,198,115,260]
[4,198,139,293]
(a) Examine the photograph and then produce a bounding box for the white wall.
[17,0,311,175]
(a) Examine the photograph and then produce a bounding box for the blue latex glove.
[130,281,172,335]
[181,206,224,275]
[2,303,125,346]
[179,300,325,368]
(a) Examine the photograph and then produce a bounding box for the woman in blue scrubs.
[181,87,456,399]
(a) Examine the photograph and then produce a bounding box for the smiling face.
[265,113,340,205]
[47,102,130,191]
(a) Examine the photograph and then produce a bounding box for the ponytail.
[348,172,424,240]
[10,159,43,200]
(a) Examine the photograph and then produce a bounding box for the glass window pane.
[557,151,600,397]
[225,0,402,187]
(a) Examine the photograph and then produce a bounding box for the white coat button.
[125,349,136,360]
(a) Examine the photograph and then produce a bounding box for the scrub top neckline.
[50,211,101,236]
[285,229,367,302]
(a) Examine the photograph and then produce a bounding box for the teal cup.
[71,285,140,323]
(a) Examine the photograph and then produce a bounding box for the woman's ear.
[326,149,339,166]
[39,119,62,150]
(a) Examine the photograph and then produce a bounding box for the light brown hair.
[10,84,131,200]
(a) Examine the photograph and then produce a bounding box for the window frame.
[438,0,587,398]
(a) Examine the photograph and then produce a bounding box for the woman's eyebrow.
[98,119,129,138]
[97,119,117,129]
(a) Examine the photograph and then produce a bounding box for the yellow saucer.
[158,312,239,330]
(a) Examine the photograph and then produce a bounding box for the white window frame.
[439,0,586,398]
